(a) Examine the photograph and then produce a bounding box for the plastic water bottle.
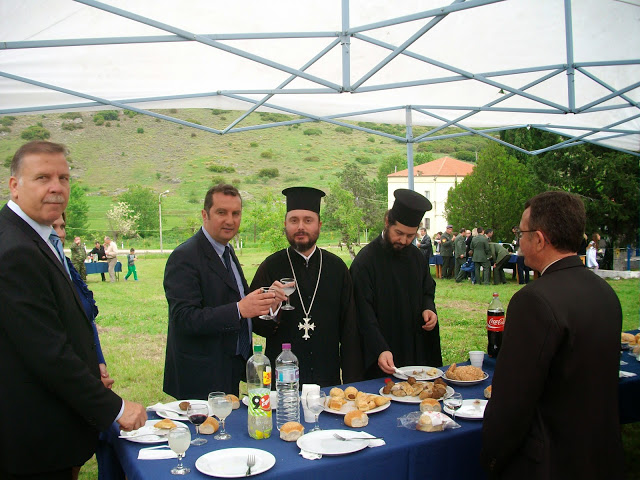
[246,345,272,439]
[276,343,300,430]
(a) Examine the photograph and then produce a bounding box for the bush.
[93,115,105,125]
[137,127,144,134]
[258,168,279,178]
[249,142,259,148]
[211,175,226,184]
[258,112,291,123]
[208,165,236,173]
[4,154,12,168]
[105,122,111,127]
[417,142,433,152]
[21,125,51,141]
[60,112,82,120]
[61,122,83,131]
[123,110,137,118]
[101,110,120,121]
[191,133,197,138]
[0,126,11,133]
[211,109,231,115]
[455,150,476,162]
[0,116,16,126]
[186,119,201,125]
[303,128,322,136]
[260,150,273,159]
[355,156,374,165]
[304,156,320,162]
[367,136,376,142]
[155,172,162,179]
[170,108,178,114]
[334,126,352,134]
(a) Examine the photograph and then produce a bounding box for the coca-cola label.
[487,314,505,332]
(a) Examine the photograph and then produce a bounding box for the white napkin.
[138,446,178,460]
[299,449,322,460]
[619,370,637,378]
[355,431,385,448]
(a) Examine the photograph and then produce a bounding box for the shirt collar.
[293,245,317,263]
[540,257,563,275]
[201,226,227,257]
[7,200,55,244]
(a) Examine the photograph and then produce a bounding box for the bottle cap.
[493,292,499,297]
[254,345,262,353]
[282,343,291,350]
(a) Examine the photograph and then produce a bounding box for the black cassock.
[350,234,442,379]
[251,247,363,388]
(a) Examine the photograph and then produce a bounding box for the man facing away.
[350,189,442,379]
[470,226,492,285]
[163,183,283,398]
[453,227,467,279]
[486,228,509,285]
[481,191,623,479]
[103,236,118,282]
[0,140,146,479]
[251,187,363,387]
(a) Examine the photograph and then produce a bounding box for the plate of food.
[324,386,390,415]
[443,363,489,386]
[393,366,443,381]
[443,399,487,419]
[196,448,276,478]
[119,419,188,444]
[378,382,454,403]
[156,399,210,420]
[297,429,371,456]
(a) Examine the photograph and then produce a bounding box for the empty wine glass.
[259,287,275,320]
[443,392,463,427]
[208,391,224,414]
[168,426,191,475]
[280,277,296,310]
[306,391,326,432]
[187,403,209,445]
[210,395,233,440]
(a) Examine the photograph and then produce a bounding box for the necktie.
[224,245,251,359]
[49,231,71,278]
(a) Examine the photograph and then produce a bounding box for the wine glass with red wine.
[187,403,209,445]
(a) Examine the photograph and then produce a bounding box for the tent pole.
[406,106,415,191]
[564,0,576,113]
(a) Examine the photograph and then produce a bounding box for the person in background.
[125,247,138,281]
[440,225,454,278]
[481,191,623,478]
[454,227,467,279]
[89,240,107,282]
[433,231,442,254]
[418,226,433,261]
[470,227,492,285]
[70,235,87,281]
[586,240,598,269]
[351,189,441,379]
[103,236,118,283]
[487,229,509,284]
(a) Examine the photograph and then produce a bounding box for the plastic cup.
[301,384,320,423]
[469,351,484,368]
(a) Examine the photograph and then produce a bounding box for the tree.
[119,185,158,238]
[501,128,640,246]
[106,202,139,241]
[65,183,89,237]
[335,162,385,234]
[445,143,543,242]
[241,191,288,253]
[375,153,408,197]
[324,182,365,259]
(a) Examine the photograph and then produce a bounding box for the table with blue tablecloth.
[86,261,122,279]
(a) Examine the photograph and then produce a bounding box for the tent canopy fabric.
[1,0,639,154]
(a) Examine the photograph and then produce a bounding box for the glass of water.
[210,395,233,440]
[168,426,191,475]
[280,278,296,310]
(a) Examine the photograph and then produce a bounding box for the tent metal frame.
[1,0,639,188]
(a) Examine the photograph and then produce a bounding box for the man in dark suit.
[0,141,147,480]
[439,224,454,278]
[418,227,433,261]
[481,191,623,479]
[163,183,283,399]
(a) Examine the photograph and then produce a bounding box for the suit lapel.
[197,231,240,294]
[229,245,249,295]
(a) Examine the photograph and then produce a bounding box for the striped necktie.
[49,231,71,278]
[223,245,251,359]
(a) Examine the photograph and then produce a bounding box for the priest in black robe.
[350,189,442,379]
[251,187,364,388]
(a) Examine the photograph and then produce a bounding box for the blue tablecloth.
[86,261,122,275]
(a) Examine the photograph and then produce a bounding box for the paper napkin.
[138,446,178,460]
[299,449,322,460]
[619,371,637,378]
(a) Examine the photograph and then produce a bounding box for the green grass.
[76,246,639,479]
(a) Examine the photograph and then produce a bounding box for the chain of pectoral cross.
[286,247,322,340]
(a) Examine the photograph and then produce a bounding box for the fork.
[246,454,256,476]
[333,433,384,441]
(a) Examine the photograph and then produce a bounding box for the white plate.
[241,391,278,410]
[297,429,371,455]
[378,385,454,403]
[443,399,487,419]
[442,372,489,386]
[156,400,211,420]
[393,366,443,381]
[196,448,276,478]
[323,396,391,415]
[119,419,189,444]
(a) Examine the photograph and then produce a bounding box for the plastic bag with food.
[397,411,460,432]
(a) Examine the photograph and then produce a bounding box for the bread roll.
[344,386,358,400]
[416,412,444,432]
[420,398,441,412]
[178,401,190,411]
[154,419,177,430]
[344,410,369,428]
[373,395,390,407]
[279,421,304,441]
[328,397,346,411]
[225,394,240,409]
[199,416,219,434]
[484,385,492,399]
[622,332,636,344]
[431,384,447,399]
[329,387,345,399]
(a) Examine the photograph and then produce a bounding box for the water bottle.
[276,343,300,430]
[487,292,505,358]
[246,345,272,439]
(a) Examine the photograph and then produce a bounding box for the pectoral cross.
[298,317,315,340]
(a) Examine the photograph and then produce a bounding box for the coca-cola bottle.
[487,292,505,358]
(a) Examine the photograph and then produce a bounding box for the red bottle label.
[487,314,505,332]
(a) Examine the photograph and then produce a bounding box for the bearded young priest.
[350,189,442,379]
[251,187,364,388]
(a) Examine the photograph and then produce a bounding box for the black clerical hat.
[282,187,326,213]
[390,189,432,227]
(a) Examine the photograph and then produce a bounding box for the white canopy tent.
[1,0,639,186]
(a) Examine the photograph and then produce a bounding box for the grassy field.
[76,245,640,479]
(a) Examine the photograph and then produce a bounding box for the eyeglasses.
[514,227,537,239]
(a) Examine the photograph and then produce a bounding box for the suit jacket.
[481,256,623,479]
[454,234,467,258]
[470,234,491,263]
[163,228,249,399]
[418,234,433,261]
[489,242,509,264]
[0,205,121,475]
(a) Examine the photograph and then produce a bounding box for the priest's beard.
[382,226,408,254]
[287,228,319,254]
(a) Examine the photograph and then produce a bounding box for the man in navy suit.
[163,184,284,398]
[0,141,146,479]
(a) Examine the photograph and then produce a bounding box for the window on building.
[424,190,430,200]
[424,218,430,230]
